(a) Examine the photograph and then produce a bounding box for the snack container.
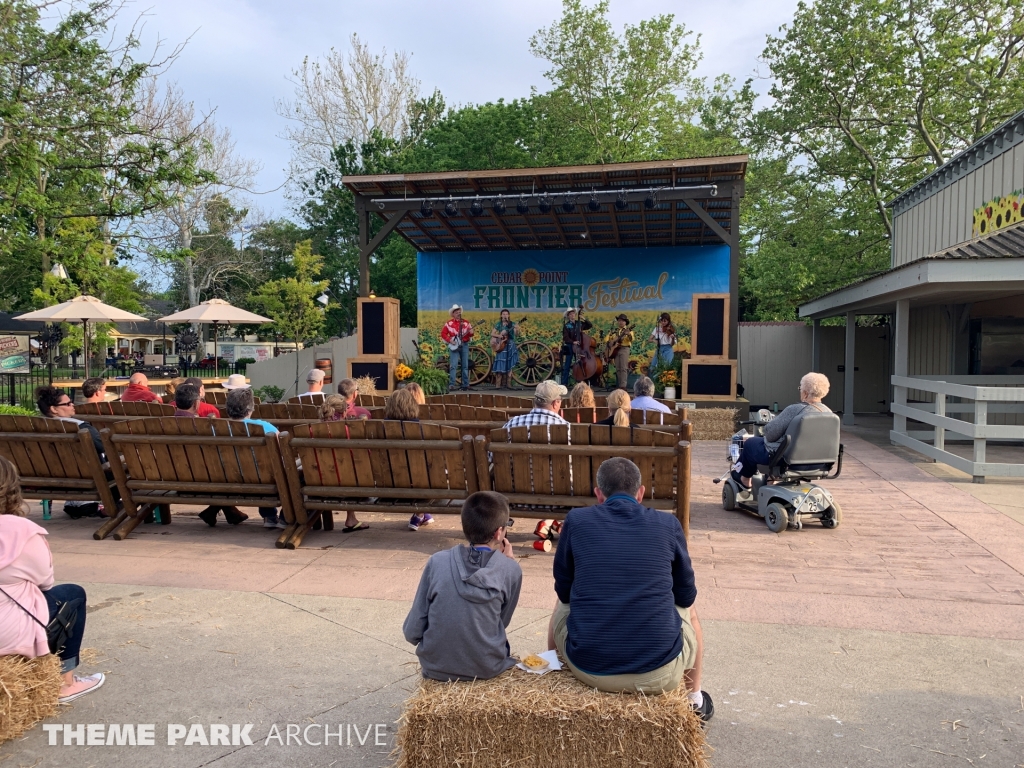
[533,539,552,552]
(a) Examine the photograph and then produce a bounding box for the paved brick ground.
[41,431,1024,641]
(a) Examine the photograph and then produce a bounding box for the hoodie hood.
[0,515,47,571]
[449,545,510,604]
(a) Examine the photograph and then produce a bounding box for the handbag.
[0,585,82,655]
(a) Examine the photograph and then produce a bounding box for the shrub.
[0,405,37,416]
[254,385,284,404]
[410,362,449,396]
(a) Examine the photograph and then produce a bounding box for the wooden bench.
[427,394,533,408]
[288,393,326,405]
[279,420,480,549]
[204,391,261,405]
[486,423,692,534]
[368,404,508,422]
[0,415,123,537]
[251,402,321,428]
[100,417,295,545]
[74,401,175,426]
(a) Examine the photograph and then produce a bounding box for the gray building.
[800,109,1024,482]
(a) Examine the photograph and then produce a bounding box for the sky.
[130,0,801,219]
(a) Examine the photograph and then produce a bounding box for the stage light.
[561,194,577,213]
[538,195,553,213]
[420,200,433,217]
[587,191,601,212]
[470,197,484,216]
[615,190,628,210]
[644,190,657,210]
[516,196,529,214]
[710,186,719,197]
[444,197,458,217]
[493,197,507,215]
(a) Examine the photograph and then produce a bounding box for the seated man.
[403,491,522,681]
[632,376,671,413]
[548,457,713,721]
[81,377,108,404]
[119,372,161,403]
[225,387,284,529]
[184,377,220,418]
[336,377,371,419]
[295,369,325,400]
[503,380,569,430]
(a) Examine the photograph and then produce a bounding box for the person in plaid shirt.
[503,380,569,430]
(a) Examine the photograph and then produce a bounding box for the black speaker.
[350,361,390,391]
[361,301,385,355]
[694,296,727,357]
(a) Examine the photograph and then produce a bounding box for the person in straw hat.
[440,304,474,391]
[220,373,250,391]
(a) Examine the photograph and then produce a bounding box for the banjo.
[446,319,487,352]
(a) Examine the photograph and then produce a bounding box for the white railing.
[890,375,1024,482]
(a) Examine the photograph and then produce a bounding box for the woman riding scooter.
[732,372,831,488]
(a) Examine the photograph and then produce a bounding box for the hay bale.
[0,654,62,745]
[688,408,738,441]
[354,375,380,397]
[396,668,708,768]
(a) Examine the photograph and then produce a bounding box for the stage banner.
[417,245,730,369]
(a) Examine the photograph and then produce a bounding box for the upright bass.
[570,307,604,383]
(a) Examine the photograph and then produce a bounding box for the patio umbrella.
[158,299,271,377]
[15,295,148,377]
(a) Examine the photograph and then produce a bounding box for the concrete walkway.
[3,433,1024,767]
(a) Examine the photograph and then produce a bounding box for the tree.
[250,240,328,349]
[277,34,420,182]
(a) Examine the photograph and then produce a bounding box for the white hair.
[800,372,830,399]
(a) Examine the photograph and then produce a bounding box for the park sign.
[0,334,31,374]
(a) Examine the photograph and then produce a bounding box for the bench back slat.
[630,409,682,426]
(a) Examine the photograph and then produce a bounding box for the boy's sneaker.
[263,516,279,529]
[691,691,714,725]
[408,513,435,531]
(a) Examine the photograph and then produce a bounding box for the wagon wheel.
[512,341,555,387]
[468,344,492,386]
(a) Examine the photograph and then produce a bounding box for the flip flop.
[342,522,370,533]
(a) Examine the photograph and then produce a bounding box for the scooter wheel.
[765,502,789,533]
[821,500,842,529]
[722,483,737,511]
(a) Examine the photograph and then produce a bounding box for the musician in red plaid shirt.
[440,304,474,391]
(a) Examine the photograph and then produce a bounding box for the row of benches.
[0,414,691,550]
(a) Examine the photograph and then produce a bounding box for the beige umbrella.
[158,298,272,376]
[15,295,148,377]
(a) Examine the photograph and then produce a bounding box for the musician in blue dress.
[490,309,521,390]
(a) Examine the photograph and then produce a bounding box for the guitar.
[445,320,487,352]
[490,317,528,353]
[604,324,636,359]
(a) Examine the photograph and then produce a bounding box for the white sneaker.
[275,520,288,529]
[263,517,278,528]
[59,672,105,703]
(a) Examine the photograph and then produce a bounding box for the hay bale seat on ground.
[688,407,738,441]
[0,654,62,745]
[397,667,709,768]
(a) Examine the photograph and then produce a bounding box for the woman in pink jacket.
[0,457,104,702]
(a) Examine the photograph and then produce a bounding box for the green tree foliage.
[250,240,328,347]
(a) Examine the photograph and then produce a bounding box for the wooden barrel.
[315,357,333,384]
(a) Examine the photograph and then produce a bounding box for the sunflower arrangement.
[395,363,414,381]
[657,369,679,387]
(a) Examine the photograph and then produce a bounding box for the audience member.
[385,389,420,422]
[295,369,325,400]
[548,458,712,720]
[120,372,161,403]
[567,382,596,409]
[184,377,220,418]
[81,377,108,404]
[0,457,105,703]
[163,377,187,404]
[596,388,631,426]
[337,378,371,419]
[405,382,426,405]
[36,387,103,458]
[502,381,569,430]
[314,396,369,533]
[632,377,671,413]
[220,373,250,391]
[403,491,522,681]
[225,388,284,530]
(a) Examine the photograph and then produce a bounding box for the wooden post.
[473,435,491,492]
[973,399,987,484]
[676,441,691,538]
[463,435,479,495]
[844,311,856,426]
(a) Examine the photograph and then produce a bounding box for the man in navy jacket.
[549,457,713,721]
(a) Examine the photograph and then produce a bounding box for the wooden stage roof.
[342,156,746,252]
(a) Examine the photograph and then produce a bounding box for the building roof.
[342,156,747,251]
[889,108,1024,217]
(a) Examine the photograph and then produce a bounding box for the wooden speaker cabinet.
[348,356,397,395]
[691,293,730,359]
[357,297,401,357]
[682,359,738,400]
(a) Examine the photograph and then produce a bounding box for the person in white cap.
[440,304,474,391]
[296,369,326,400]
[220,373,250,390]
[502,380,569,430]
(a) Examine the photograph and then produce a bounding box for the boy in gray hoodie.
[403,492,523,681]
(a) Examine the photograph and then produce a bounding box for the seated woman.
[596,389,631,426]
[163,376,187,405]
[314,395,369,534]
[0,457,105,703]
[405,382,426,405]
[732,372,832,488]
[384,388,420,422]
[567,382,595,408]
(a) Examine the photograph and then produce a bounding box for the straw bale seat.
[0,654,62,745]
[688,407,739,440]
[396,668,708,768]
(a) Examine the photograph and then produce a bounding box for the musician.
[560,308,592,387]
[440,304,474,391]
[650,312,677,369]
[606,314,634,390]
[490,309,520,390]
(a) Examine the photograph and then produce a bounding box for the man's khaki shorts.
[552,601,697,694]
